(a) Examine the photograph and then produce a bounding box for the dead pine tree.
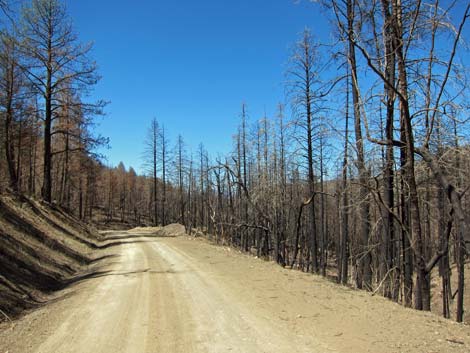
[175,134,187,229]
[286,28,320,273]
[330,0,372,289]
[160,124,169,226]
[18,0,101,202]
[143,117,160,226]
[338,62,350,285]
[0,32,22,192]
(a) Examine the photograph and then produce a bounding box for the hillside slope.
[0,194,103,320]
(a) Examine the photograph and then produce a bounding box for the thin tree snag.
[425,215,453,275]
[292,194,315,268]
[416,147,467,322]
[425,3,470,146]
[222,163,272,231]
[346,0,372,290]
[292,191,336,268]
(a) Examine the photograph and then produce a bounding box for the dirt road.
[1,231,470,353]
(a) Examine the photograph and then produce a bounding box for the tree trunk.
[339,67,350,285]
[4,54,18,192]
[347,0,371,289]
[380,0,397,299]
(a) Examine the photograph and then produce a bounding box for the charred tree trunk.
[390,0,429,311]
[4,48,18,192]
[347,0,371,290]
[339,66,350,285]
[380,0,397,300]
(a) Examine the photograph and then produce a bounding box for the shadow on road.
[88,254,119,264]
[96,239,160,249]
[68,267,185,285]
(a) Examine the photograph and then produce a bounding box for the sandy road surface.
[1,232,470,353]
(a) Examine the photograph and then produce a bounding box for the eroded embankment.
[0,194,103,320]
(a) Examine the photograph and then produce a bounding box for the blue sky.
[65,0,331,173]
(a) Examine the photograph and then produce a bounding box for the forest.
[1,0,470,326]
